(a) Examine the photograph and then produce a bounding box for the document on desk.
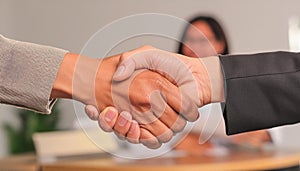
[33,129,118,163]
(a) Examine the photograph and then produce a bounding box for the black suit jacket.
[219,51,300,135]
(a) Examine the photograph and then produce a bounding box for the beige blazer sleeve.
[0,35,68,114]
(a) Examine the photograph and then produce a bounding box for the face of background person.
[182,21,225,58]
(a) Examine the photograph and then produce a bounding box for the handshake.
[52,46,225,149]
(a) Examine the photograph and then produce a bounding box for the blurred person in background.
[175,15,272,155]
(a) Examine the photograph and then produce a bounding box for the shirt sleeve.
[219,51,300,135]
[0,35,68,114]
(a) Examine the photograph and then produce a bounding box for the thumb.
[113,55,136,81]
[113,46,156,81]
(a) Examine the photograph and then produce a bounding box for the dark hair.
[178,16,229,55]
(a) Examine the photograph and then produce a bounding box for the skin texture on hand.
[85,105,141,144]
[114,46,225,106]
[52,53,188,149]
[85,46,225,147]
[94,55,188,148]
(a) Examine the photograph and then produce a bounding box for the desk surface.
[0,153,37,171]
[1,149,300,171]
[42,149,300,171]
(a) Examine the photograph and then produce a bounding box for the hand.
[52,53,188,149]
[114,46,225,108]
[85,46,225,146]
[85,105,140,144]
[85,105,144,144]
[96,55,191,148]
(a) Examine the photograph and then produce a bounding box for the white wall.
[1,0,300,157]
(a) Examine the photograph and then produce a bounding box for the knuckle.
[140,45,154,50]
[171,119,187,133]
[126,137,139,144]
[140,135,160,149]
[141,140,161,149]
[120,52,131,62]
[182,110,199,122]
[157,130,173,143]
[190,112,200,122]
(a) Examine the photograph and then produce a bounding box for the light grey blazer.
[0,35,67,114]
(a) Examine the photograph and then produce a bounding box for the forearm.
[0,34,67,114]
[51,53,100,106]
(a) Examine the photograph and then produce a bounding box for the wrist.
[200,56,225,103]
[51,53,100,106]
[51,53,77,99]
[94,55,120,110]
[73,54,100,106]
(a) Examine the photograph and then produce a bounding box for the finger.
[139,117,173,144]
[130,101,173,144]
[98,107,118,132]
[158,104,187,133]
[127,78,175,144]
[115,48,192,87]
[113,46,156,81]
[149,89,187,133]
[85,105,99,120]
[180,92,200,121]
[114,47,202,119]
[159,75,200,122]
[126,120,140,144]
[113,111,132,140]
[113,58,135,81]
[139,128,162,149]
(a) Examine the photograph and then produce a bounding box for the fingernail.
[114,65,125,78]
[118,112,131,127]
[128,121,137,134]
[91,109,98,118]
[105,109,116,122]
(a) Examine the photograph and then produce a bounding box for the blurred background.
[1,0,300,160]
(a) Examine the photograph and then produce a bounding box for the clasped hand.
[81,46,224,149]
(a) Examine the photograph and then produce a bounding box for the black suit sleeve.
[219,51,300,135]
